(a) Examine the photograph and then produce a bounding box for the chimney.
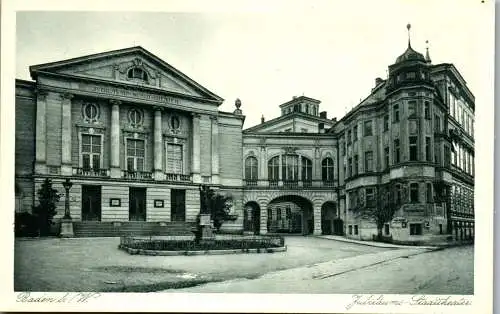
[331,117,337,123]
[319,111,327,119]
[318,123,325,133]
[375,77,383,86]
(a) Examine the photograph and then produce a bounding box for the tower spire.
[425,40,432,63]
[407,23,412,48]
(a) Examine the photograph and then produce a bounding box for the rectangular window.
[384,147,390,169]
[366,187,375,207]
[167,143,183,174]
[425,137,431,162]
[450,94,455,117]
[424,101,430,119]
[81,134,102,170]
[343,142,346,156]
[410,183,419,203]
[348,225,353,235]
[384,224,390,235]
[434,114,441,132]
[383,115,389,131]
[409,136,418,161]
[347,130,351,144]
[127,139,145,171]
[406,72,416,79]
[354,225,359,235]
[364,120,373,136]
[348,158,352,177]
[410,223,423,235]
[394,139,400,163]
[353,125,358,141]
[426,183,433,203]
[364,151,373,172]
[393,104,400,122]
[353,155,358,175]
[408,100,416,117]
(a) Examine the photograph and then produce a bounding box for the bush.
[15,212,39,237]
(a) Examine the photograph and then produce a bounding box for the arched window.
[301,157,312,182]
[268,156,280,181]
[322,157,334,182]
[282,154,299,181]
[127,67,148,82]
[245,156,258,181]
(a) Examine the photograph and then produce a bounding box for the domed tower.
[386,24,433,92]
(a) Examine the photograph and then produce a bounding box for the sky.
[15,0,490,129]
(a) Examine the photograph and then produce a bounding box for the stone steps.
[73,221,195,237]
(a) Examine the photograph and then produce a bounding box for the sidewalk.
[315,235,439,249]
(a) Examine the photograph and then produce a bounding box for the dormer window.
[127,67,148,82]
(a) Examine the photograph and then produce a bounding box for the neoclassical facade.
[15,39,474,242]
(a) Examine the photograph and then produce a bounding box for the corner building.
[15,40,474,242]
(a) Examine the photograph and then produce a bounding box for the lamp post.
[60,178,74,237]
[62,178,73,219]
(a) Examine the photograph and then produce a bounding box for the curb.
[314,236,439,250]
[119,245,287,256]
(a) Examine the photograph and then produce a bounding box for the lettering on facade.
[80,83,180,106]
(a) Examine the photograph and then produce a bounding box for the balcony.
[244,179,336,189]
[244,179,258,186]
[283,180,299,189]
[165,173,192,182]
[122,170,153,180]
[73,167,109,177]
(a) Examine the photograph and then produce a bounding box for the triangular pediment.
[29,46,223,103]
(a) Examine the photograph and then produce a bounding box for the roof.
[243,111,334,133]
[278,95,321,108]
[29,46,224,103]
[395,43,426,63]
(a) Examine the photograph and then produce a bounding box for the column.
[210,116,219,184]
[259,146,267,186]
[278,154,283,186]
[153,108,164,180]
[110,100,121,178]
[259,202,268,235]
[60,93,73,175]
[35,90,48,174]
[313,201,322,235]
[191,113,201,183]
[298,156,303,186]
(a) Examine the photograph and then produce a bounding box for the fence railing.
[243,179,335,189]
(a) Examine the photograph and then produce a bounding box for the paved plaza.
[14,236,473,293]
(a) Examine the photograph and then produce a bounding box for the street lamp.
[62,178,73,219]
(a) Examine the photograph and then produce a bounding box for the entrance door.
[82,185,102,221]
[333,218,344,235]
[171,189,186,222]
[129,187,146,221]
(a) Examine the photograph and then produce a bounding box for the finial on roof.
[406,23,412,47]
[233,98,242,115]
[425,40,432,63]
[261,114,265,124]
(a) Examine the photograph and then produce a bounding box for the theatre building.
[15,46,245,236]
[15,35,475,242]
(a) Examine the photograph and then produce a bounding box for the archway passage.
[321,201,343,235]
[243,201,260,235]
[268,195,313,235]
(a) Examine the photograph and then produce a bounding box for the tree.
[32,178,60,236]
[201,187,233,232]
[352,180,407,240]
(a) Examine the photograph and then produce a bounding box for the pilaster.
[35,89,48,174]
[153,107,164,180]
[210,116,219,184]
[60,93,73,175]
[110,100,121,178]
[313,201,322,235]
[191,113,201,183]
[259,202,268,235]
